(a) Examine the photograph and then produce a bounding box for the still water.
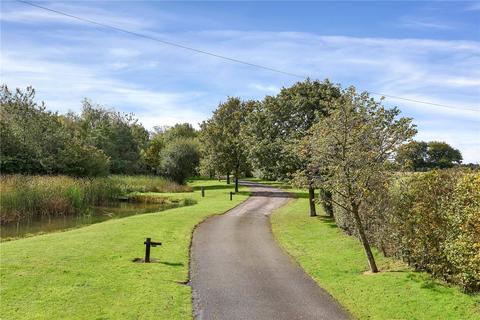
[1,201,192,239]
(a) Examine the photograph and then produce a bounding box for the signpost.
[144,237,161,263]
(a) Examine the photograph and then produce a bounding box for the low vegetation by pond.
[0,179,249,319]
[1,197,197,240]
[0,175,192,224]
[270,194,480,320]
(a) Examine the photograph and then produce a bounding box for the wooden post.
[144,237,151,263]
[230,192,233,201]
[144,237,162,263]
[201,186,205,197]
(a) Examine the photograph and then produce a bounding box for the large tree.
[0,85,109,176]
[142,123,197,174]
[73,99,149,174]
[200,97,252,192]
[427,141,462,168]
[307,87,416,272]
[395,140,462,171]
[159,138,200,184]
[243,79,341,216]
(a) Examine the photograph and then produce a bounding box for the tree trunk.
[320,188,334,217]
[351,202,378,273]
[226,173,230,184]
[234,164,240,193]
[308,185,317,217]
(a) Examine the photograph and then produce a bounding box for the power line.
[16,0,480,113]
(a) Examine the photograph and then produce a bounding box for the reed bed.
[0,175,192,223]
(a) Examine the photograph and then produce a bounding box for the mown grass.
[270,193,480,320]
[0,179,248,320]
[0,175,192,223]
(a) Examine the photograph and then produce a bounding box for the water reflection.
[1,200,194,239]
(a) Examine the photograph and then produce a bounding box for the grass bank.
[271,195,480,319]
[0,179,248,319]
[0,175,192,223]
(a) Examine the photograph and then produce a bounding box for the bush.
[159,139,200,184]
[331,169,480,292]
[444,173,480,292]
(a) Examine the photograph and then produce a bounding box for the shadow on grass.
[192,184,235,191]
[315,215,339,228]
[158,261,184,267]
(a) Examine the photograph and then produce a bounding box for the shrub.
[159,139,200,184]
[331,169,480,292]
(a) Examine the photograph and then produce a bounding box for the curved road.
[190,181,350,320]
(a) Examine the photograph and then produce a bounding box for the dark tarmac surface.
[190,181,350,320]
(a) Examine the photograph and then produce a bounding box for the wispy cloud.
[1,2,154,31]
[1,2,479,161]
[400,17,453,30]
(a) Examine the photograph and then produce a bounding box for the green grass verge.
[271,195,480,320]
[0,179,248,320]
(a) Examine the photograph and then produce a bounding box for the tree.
[159,138,200,184]
[307,87,416,272]
[243,79,341,216]
[75,99,148,174]
[1,85,77,174]
[395,141,428,171]
[396,140,462,171]
[200,97,252,193]
[142,123,198,174]
[427,141,462,168]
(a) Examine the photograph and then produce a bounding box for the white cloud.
[400,17,453,30]
[1,10,479,161]
[249,83,279,93]
[1,2,154,31]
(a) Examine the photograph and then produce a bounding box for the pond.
[0,200,194,240]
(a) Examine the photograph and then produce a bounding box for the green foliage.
[334,169,480,292]
[395,140,428,171]
[387,170,480,292]
[0,85,75,174]
[444,173,480,292]
[306,86,416,272]
[0,85,149,176]
[59,139,110,176]
[142,123,198,175]
[243,79,341,180]
[271,195,480,319]
[0,175,191,223]
[74,99,149,174]
[200,97,252,179]
[159,139,200,184]
[427,141,463,168]
[396,140,463,171]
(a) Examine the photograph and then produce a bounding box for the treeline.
[2,82,478,291]
[0,85,199,184]
[198,79,478,292]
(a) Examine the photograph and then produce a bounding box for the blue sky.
[1,1,479,162]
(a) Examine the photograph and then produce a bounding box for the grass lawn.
[0,179,248,320]
[270,194,480,320]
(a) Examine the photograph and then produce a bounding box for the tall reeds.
[0,175,192,223]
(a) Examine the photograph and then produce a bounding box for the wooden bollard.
[201,186,205,197]
[144,237,162,263]
[230,192,233,201]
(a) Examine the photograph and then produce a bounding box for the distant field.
[270,194,480,320]
[0,179,248,320]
